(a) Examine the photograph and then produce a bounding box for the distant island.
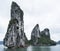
[29,24,56,46]
[3,1,56,49]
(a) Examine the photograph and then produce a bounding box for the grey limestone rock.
[31,25,56,45]
[40,28,50,39]
[3,2,27,48]
[31,24,40,45]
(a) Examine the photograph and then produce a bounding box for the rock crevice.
[3,2,56,48]
[3,2,27,48]
[31,24,56,45]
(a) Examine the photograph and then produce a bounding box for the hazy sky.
[0,0,60,41]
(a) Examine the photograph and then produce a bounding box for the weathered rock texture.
[31,24,56,45]
[40,28,50,39]
[31,24,40,45]
[3,2,27,48]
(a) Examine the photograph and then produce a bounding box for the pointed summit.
[11,1,22,11]
[11,1,19,7]
[31,24,40,45]
[11,1,23,20]
[40,28,50,39]
[36,24,39,27]
[32,24,39,31]
[35,24,39,27]
[3,2,27,48]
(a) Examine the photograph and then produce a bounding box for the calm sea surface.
[0,44,60,51]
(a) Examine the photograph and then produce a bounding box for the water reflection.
[27,45,33,51]
[40,46,51,51]
[3,45,59,51]
[4,47,27,51]
[27,46,51,51]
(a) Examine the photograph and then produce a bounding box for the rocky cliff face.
[3,2,56,48]
[3,2,27,48]
[31,24,56,45]
[40,28,50,39]
[31,24,40,45]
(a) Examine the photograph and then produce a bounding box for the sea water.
[0,44,60,51]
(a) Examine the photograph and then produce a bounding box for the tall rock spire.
[30,24,56,46]
[11,2,23,20]
[3,1,27,48]
[31,24,40,45]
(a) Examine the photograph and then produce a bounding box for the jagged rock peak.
[31,24,40,45]
[44,28,49,32]
[11,1,23,20]
[34,24,39,28]
[40,28,50,39]
[3,1,27,48]
[35,24,39,26]
[32,24,39,31]
[11,1,22,11]
[44,28,50,36]
[31,24,40,37]
[11,2,19,7]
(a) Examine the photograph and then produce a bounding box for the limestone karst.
[31,24,40,45]
[40,28,50,39]
[30,24,56,45]
[3,1,56,48]
[3,2,27,48]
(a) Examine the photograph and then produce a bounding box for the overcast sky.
[0,0,60,41]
